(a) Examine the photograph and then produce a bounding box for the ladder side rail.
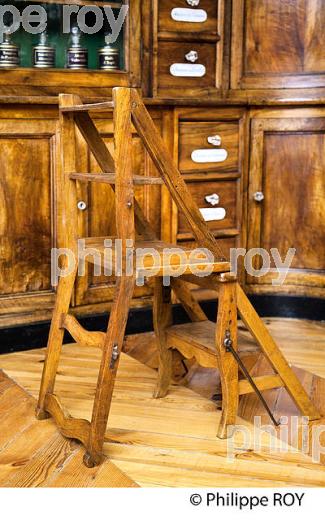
[36,93,81,418]
[113,87,136,256]
[86,88,137,466]
[58,94,81,255]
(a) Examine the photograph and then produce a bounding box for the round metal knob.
[186,0,200,6]
[77,200,87,211]
[185,50,198,63]
[253,191,264,202]
[207,135,222,146]
[205,193,220,206]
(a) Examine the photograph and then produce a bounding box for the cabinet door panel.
[246,0,305,75]
[0,118,58,325]
[304,0,325,73]
[263,132,325,271]
[232,0,325,89]
[247,112,325,297]
[0,138,52,294]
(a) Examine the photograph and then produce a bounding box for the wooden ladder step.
[60,101,114,113]
[69,172,163,185]
[82,238,231,275]
[166,320,285,393]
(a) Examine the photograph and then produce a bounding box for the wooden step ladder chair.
[36,88,320,467]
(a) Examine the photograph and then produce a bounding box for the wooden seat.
[82,237,231,275]
[36,88,320,470]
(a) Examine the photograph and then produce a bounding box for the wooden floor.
[0,371,138,487]
[0,318,325,487]
[124,318,325,399]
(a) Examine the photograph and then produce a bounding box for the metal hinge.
[110,344,120,369]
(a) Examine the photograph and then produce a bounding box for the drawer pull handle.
[191,148,228,163]
[200,207,226,222]
[205,193,220,206]
[254,191,264,202]
[186,0,200,6]
[77,200,87,211]
[171,7,207,23]
[185,50,198,63]
[207,135,222,146]
[170,63,206,77]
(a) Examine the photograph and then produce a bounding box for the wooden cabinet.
[0,105,164,327]
[231,0,325,90]
[247,108,325,297]
[0,108,60,326]
[148,0,226,97]
[1,1,325,330]
[0,0,142,97]
[158,107,247,301]
[169,107,246,265]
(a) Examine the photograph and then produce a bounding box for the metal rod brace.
[224,331,280,427]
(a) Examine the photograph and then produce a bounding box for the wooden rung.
[44,393,91,446]
[238,375,284,395]
[60,101,114,113]
[61,314,105,349]
[69,172,163,185]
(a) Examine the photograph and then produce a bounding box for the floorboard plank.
[0,318,324,487]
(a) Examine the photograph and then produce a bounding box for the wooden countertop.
[0,88,325,107]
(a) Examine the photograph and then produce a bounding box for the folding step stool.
[36,88,320,467]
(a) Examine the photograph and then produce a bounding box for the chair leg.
[36,265,78,420]
[153,278,173,399]
[84,276,135,468]
[215,281,239,439]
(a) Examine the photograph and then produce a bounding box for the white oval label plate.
[200,208,226,222]
[191,149,228,163]
[171,8,208,23]
[170,63,206,77]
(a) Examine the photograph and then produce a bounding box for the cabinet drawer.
[178,181,239,235]
[179,121,239,173]
[158,0,218,35]
[157,41,216,90]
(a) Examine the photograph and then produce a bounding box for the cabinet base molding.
[1,295,324,355]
